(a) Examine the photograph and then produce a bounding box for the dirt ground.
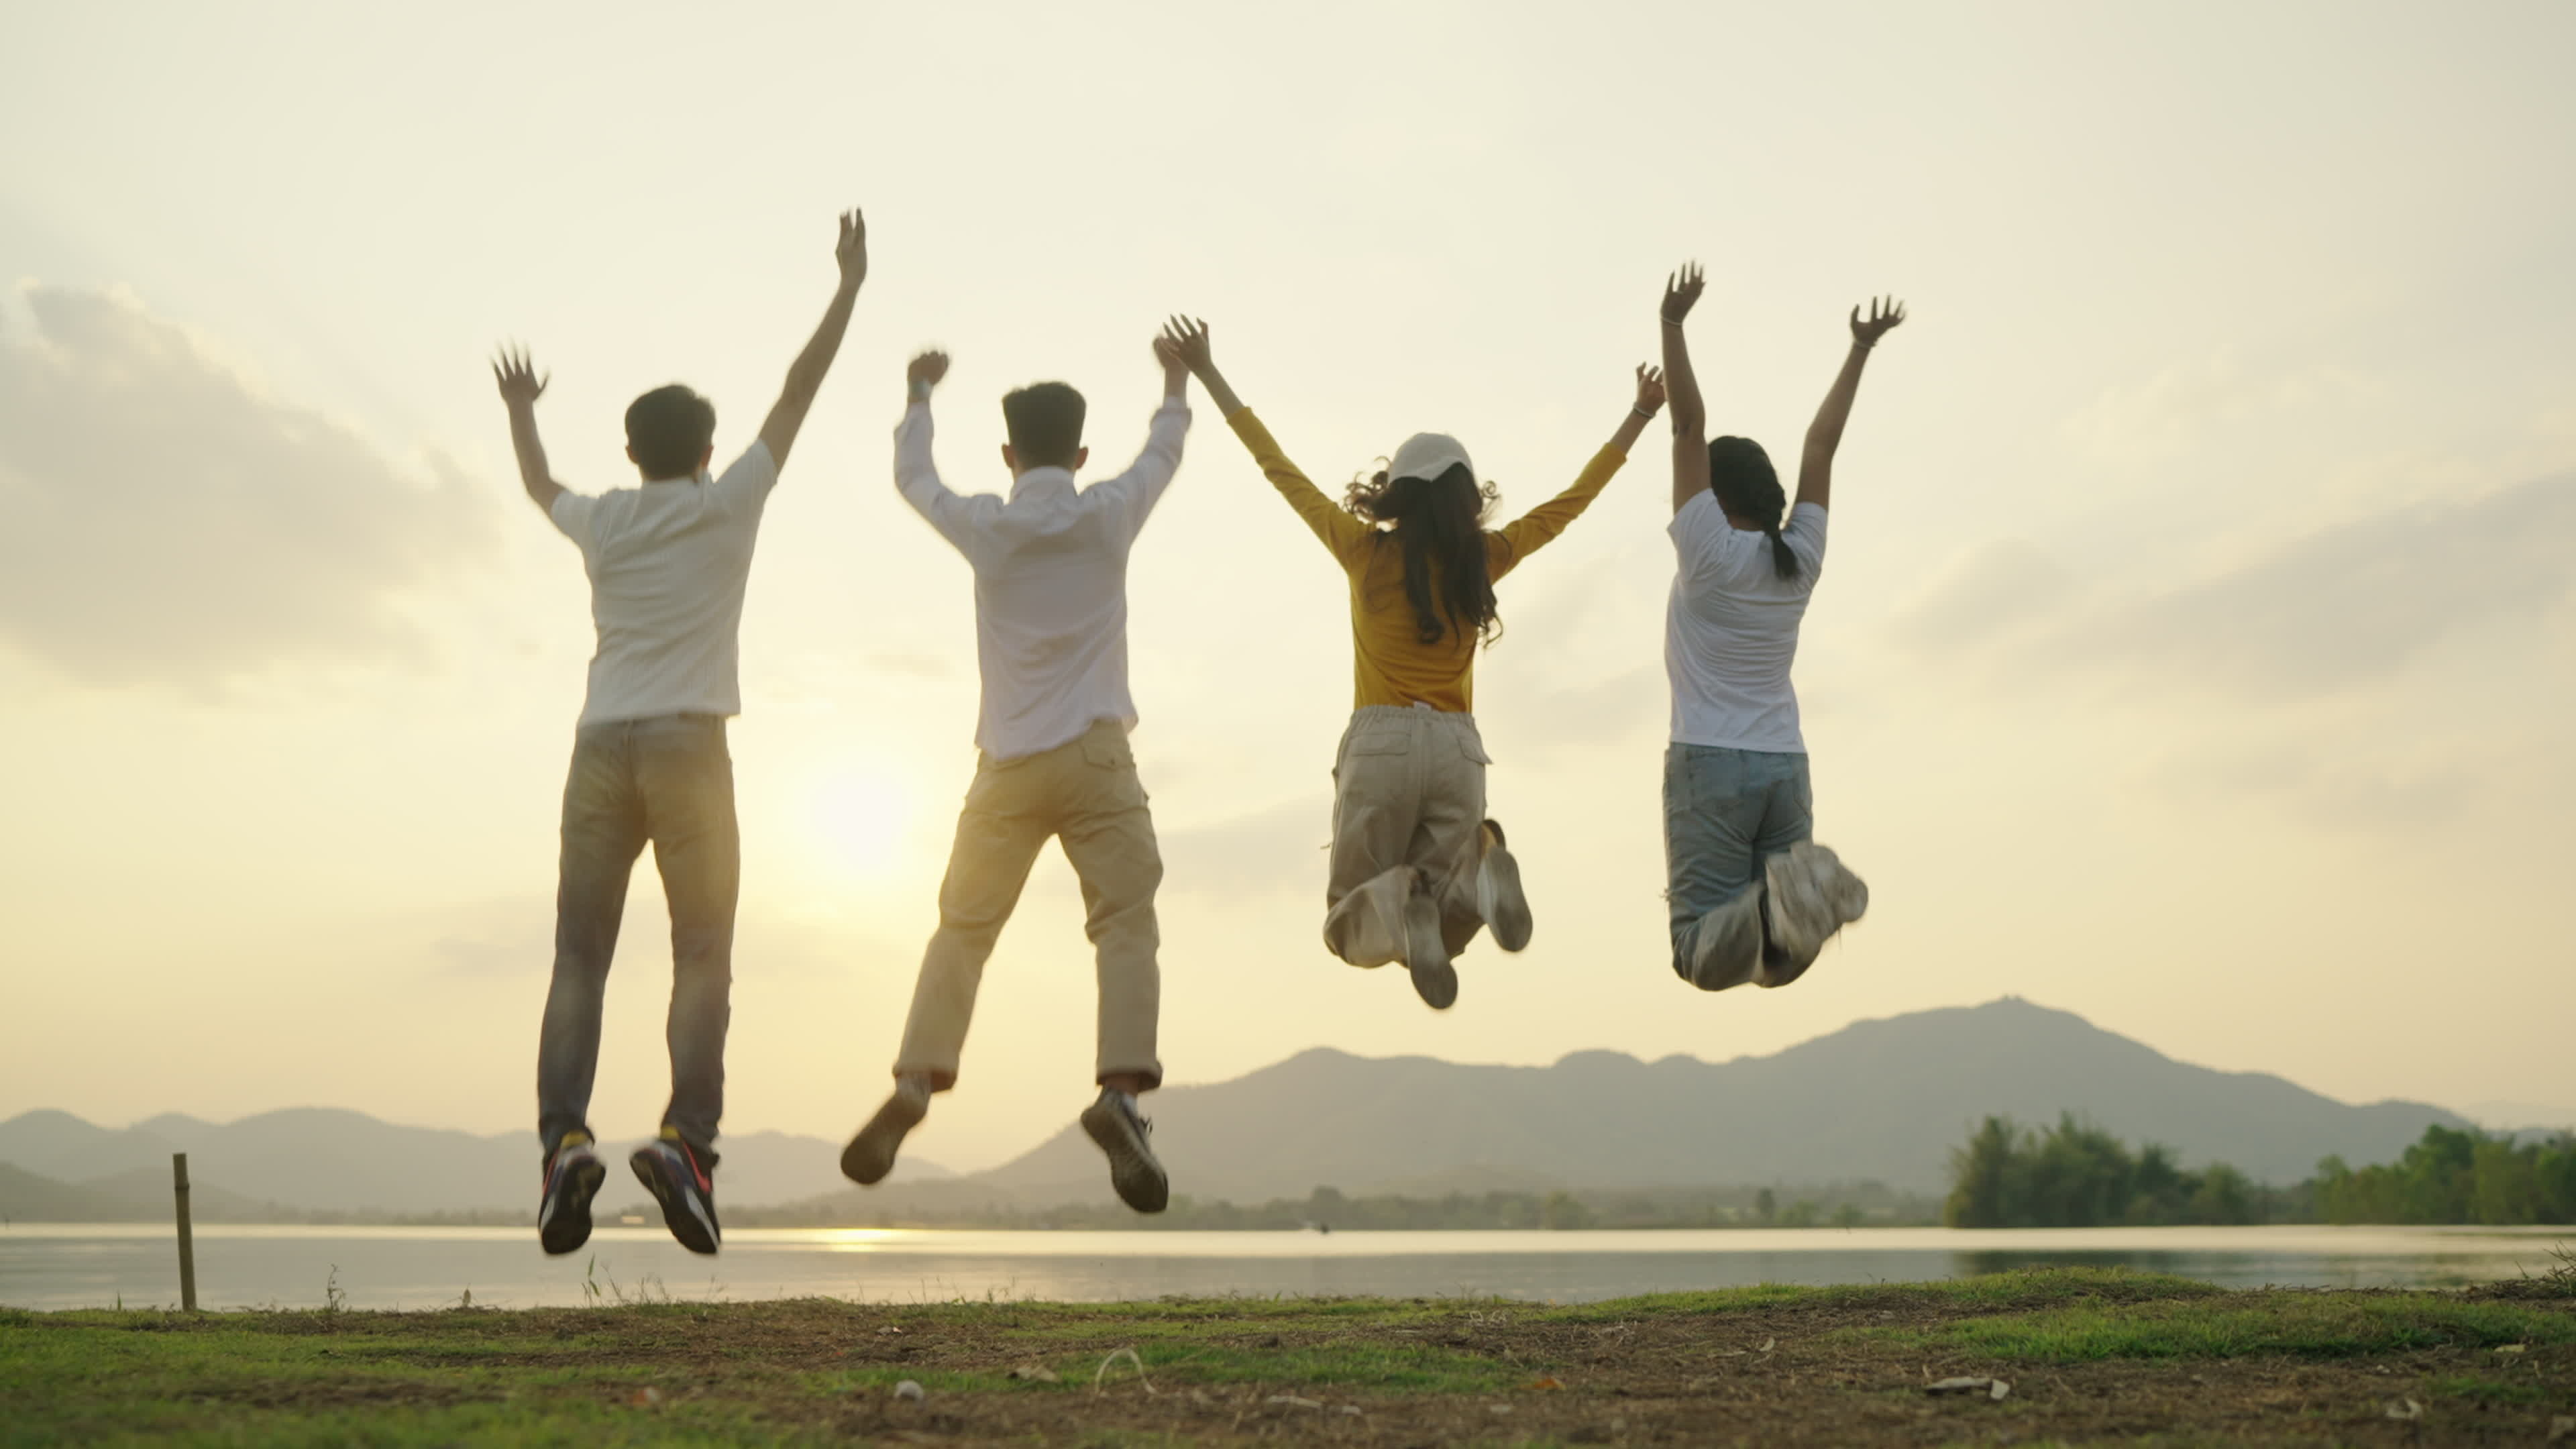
[8,1268,2574,1445]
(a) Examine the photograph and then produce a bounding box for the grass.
[4,1269,2571,1445]
[1884,1292,2576,1362]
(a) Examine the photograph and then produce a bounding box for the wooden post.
[172,1152,197,1312]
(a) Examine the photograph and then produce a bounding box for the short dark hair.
[626,384,716,478]
[1002,382,1085,469]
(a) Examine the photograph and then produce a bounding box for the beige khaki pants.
[895,719,1163,1090]
[1324,704,1491,966]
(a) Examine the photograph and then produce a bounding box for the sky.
[2,1,2571,1174]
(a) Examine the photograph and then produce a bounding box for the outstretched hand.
[1633,364,1668,416]
[836,209,868,287]
[1151,335,1189,390]
[1849,295,1907,347]
[1159,315,1214,377]
[907,350,949,391]
[491,345,547,407]
[1662,263,1705,325]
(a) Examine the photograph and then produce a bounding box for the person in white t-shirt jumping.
[494,209,867,1257]
[837,336,1192,1215]
[1657,261,1902,993]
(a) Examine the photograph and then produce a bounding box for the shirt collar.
[1008,466,1077,502]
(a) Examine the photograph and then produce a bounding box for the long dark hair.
[1344,462,1501,646]
[1709,435,1801,581]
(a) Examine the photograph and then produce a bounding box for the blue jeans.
[537,714,739,1157]
[1663,743,1811,983]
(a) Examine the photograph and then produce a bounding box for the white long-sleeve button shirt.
[895,393,1189,761]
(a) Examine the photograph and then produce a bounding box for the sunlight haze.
[2,1,2571,1173]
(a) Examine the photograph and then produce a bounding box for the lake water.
[3,1224,2567,1312]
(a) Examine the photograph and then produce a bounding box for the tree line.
[1944,1114,2576,1228]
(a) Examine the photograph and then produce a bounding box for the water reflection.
[1,1224,2564,1311]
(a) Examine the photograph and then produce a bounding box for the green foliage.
[1888,1291,2576,1361]
[1943,1114,2292,1228]
[2316,1126,2576,1225]
[1553,1265,2221,1321]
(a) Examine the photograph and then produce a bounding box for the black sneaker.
[1476,819,1533,953]
[629,1131,720,1255]
[537,1132,605,1256]
[1403,890,1457,1010]
[841,1077,931,1186]
[1079,1088,1169,1214]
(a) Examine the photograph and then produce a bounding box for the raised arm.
[1086,335,1195,536]
[756,207,868,471]
[1796,295,1905,511]
[1490,364,1664,571]
[1660,264,1711,516]
[491,345,564,514]
[1162,316,1368,560]
[892,350,989,554]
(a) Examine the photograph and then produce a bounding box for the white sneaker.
[1476,820,1532,953]
[1759,842,1868,987]
[1403,890,1457,1010]
[1686,895,1764,991]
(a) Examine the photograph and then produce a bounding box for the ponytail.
[1761,522,1799,580]
[1708,435,1803,582]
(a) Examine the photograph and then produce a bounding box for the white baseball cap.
[1387,432,1474,485]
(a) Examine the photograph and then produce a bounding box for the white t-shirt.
[1665,494,1828,753]
[550,441,777,727]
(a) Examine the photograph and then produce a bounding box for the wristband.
[908,378,933,402]
[1631,405,1656,420]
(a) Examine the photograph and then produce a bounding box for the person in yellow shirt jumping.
[1162,317,1664,1009]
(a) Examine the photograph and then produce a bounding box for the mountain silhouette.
[967,998,2470,1201]
[2,999,2470,1219]
[0,1109,944,1218]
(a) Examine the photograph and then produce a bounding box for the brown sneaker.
[840,1077,931,1186]
[1079,1087,1169,1214]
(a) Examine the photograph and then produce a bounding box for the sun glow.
[806,763,918,881]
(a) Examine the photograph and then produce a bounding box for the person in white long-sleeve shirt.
[841,338,1192,1214]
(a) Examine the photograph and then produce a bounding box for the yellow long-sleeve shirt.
[1226,409,1628,713]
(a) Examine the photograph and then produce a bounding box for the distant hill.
[0,1162,274,1224]
[972,998,2473,1201]
[0,1110,946,1218]
[3,1000,2475,1218]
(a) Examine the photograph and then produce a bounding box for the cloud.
[0,284,490,686]
[2061,347,2383,468]
[1900,472,2576,702]
[2076,472,2576,700]
[2145,735,2494,834]
[1889,539,2080,657]
[1158,796,1332,900]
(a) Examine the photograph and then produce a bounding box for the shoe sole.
[841,1089,930,1186]
[630,1150,720,1256]
[1758,844,1868,988]
[538,1155,606,1256]
[1404,892,1457,1010]
[1079,1100,1170,1214]
[1480,845,1533,953]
